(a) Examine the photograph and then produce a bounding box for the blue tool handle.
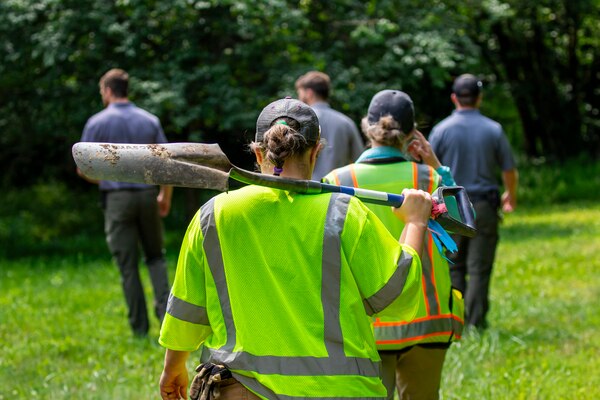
[320,183,405,208]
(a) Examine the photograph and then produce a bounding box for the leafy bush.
[517,156,600,206]
[0,181,103,257]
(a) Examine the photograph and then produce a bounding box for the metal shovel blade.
[72,142,233,191]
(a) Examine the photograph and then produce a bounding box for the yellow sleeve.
[159,209,213,351]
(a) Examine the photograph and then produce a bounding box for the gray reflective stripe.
[235,373,383,400]
[204,347,379,377]
[363,251,414,316]
[166,293,209,325]
[199,192,380,389]
[322,193,349,359]
[452,317,464,338]
[336,169,355,187]
[200,198,236,350]
[421,235,440,316]
[374,316,455,342]
[416,163,433,191]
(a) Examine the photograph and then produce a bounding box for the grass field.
[1,201,599,399]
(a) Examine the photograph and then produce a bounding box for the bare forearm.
[399,221,427,259]
[501,169,518,212]
[158,185,173,217]
[502,169,518,197]
[160,349,190,400]
[164,349,189,370]
[160,185,173,202]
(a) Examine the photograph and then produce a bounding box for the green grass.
[441,201,600,399]
[1,201,599,399]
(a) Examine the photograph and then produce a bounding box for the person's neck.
[307,98,326,106]
[109,97,130,105]
[261,159,312,180]
[456,105,478,111]
[279,161,312,180]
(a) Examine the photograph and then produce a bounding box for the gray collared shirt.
[311,102,364,181]
[81,102,167,191]
[429,109,516,194]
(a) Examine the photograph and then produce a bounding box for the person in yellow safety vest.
[323,90,465,400]
[158,97,435,400]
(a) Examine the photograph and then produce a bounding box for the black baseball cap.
[367,90,415,134]
[255,97,320,143]
[452,74,483,98]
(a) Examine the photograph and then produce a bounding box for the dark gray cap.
[367,90,415,134]
[255,98,320,143]
[452,74,483,97]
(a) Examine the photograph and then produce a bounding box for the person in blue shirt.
[429,74,519,330]
[78,68,173,336]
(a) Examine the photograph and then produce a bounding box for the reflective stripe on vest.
[197,194,383,399]
[335,161,462,348]
[166,292,209,325]
[374,313,464,345]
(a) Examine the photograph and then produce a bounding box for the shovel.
[72,142,476,237]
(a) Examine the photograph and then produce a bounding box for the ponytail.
[362,115,410,148]
[250,118,313,175]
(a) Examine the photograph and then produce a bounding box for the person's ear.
[309,142,321,164]
[450,93,458,106]
[253,147,264,165]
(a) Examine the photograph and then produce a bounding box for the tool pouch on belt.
[189,362,233,400]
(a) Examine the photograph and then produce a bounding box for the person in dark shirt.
[429,74,519,330]
[78,68,172,336]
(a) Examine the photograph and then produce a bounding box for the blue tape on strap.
[427,219,457,260]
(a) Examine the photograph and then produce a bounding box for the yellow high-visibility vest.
[324,156,464,350]
[159,185,426,398]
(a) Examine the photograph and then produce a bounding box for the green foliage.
[0,0,481,186]
[442,202,600,399]
[516,156,600,206]
[1,0,598,186]
[446,0,600,158]
[0,181,103,257]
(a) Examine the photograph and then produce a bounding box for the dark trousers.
[103,189,170,335]
[449,199,499,329]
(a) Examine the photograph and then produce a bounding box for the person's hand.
[158,198,171,217]
[157,191,172,218]
[160,365,189,400]
[392,188,432,226]
[406,130,442,169]
[501,191,516,213]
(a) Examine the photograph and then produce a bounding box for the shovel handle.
[320,183,405,208]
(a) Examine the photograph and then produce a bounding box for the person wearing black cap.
[158,98,434,400]
[323,90,464,400]
[429,74,519,330]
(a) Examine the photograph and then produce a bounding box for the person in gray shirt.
[295,71,364,180]
[429,74,518,330]
[78,68,172,337]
